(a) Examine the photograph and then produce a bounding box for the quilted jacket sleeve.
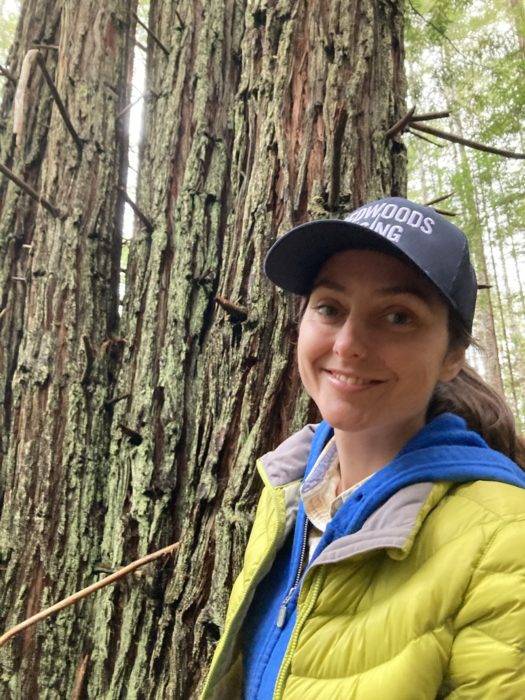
[444,518,525,699]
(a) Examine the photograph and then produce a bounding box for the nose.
[333,315,368,359]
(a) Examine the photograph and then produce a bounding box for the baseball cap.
[264,196,477,332]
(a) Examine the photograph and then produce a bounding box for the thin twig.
[432,208,457,217]
[0,162,60,217]
[406,0,470,62]
[70,653,90,700]
[104,394,130,408]
[385,106,416,139]
[93,564,118,574]
[118,186,154,232]
[424,192,454,207]
[407,127,445,148]
[132,11,170,56]
[409,122,525,160]
[36,53,83,151]
[174,10,185,28]
[0,63,16,84]
[117,92,146,120]
[215,296,248,322]
[411,111,450,122]
[0,542,179,648]
[32,43,59,51]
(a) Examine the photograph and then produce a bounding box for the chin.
[319,409,372,433]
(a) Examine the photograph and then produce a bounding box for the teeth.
[331,373,373,385]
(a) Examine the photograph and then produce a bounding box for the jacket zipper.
[273,572,325,699]
[276,515,309,628]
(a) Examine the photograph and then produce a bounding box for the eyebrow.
[311,278,345,292]
[312,279,433,303]
[377,284,433,302]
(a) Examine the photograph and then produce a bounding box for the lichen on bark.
[0,0,406,697]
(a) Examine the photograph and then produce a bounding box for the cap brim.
[264,219,414,295]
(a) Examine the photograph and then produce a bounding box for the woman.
[201,197,525,699]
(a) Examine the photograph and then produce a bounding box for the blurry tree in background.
[406,0,525,427]
[0,0,405,697]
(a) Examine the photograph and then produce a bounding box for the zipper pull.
[276,603,287,628]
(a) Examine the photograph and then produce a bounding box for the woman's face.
[297,249,464,444]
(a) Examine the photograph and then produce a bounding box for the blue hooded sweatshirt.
[242,413,525,699]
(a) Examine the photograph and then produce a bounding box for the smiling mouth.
[328,371,383,386]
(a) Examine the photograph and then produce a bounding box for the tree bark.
[0,1,136,697]
[89,1,406,698]
[0,0,62,496]
[0,0,406,697]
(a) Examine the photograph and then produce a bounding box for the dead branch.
[32,43,59,51]
[132,12,170,56]
[385,106,416,139]
[407,127,445,148]
[411,111,450,122]
[0,542,179,648]
[118,186,154,232]
[104,394,130,408]
[0,63,16,84]
[0,162,60,217]
[119,423,143,445]
[70,654,90,700]
[215,296,249,322]
[36,53,83,151]
[409,122,525,160]
[432,208,457,217]
[117,92,146,120]
[424,192,454,206]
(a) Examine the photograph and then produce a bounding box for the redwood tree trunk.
[0,0,406,697]
[0,0,62,499]
[0,1,136,697]
[90,0,406,697]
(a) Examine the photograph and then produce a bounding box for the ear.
[439,347,466,383]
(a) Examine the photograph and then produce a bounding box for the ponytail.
[427,364,525,470]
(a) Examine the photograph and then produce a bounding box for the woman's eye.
[385,310,413,326]
[313,303,340,318]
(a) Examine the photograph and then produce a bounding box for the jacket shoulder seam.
[445,488,525,522]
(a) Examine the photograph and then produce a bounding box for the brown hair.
[427,312,525,469]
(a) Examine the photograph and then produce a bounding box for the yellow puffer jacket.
[201,426,525,699]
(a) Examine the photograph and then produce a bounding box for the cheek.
[296,323,324,384]
[296,326,312,380]
[406,338,452,392]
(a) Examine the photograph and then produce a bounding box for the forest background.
[4,0,523,419]
[0,0,524,697]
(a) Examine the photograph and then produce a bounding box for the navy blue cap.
[264,196,477,331]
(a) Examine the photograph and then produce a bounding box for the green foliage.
[406,0,525,428]
[0,2,19,65]
[0,1,20,102]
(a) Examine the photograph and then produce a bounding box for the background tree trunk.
[0,0,406,697]
[0,0,62,499]
[0,0,136,697]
